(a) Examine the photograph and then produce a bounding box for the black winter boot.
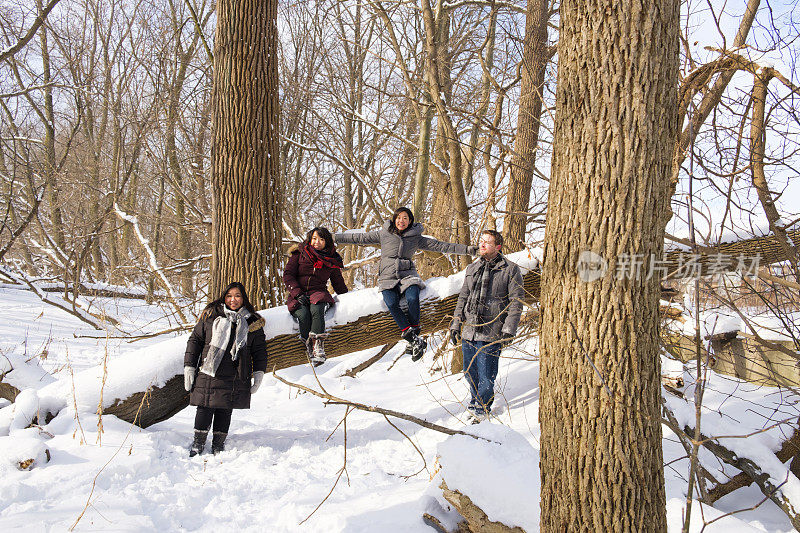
[401,327,416,343]
[189,429,208,457]
[410,326,426,362]
[211,431,227,455]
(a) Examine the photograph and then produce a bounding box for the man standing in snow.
[450,230,524,423]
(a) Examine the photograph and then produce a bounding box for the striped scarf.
[466,254,502,320]
[199,306,251,377]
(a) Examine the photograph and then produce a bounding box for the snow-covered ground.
[0,285,797,531]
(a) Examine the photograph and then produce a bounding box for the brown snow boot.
[301,335,314,362]
[309,332,329,367]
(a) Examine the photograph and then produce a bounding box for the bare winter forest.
[2,0,800,531]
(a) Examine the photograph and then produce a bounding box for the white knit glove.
[184,366,196,392]
[251,371,265,394]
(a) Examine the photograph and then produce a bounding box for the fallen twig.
[272,371,481,439]
[339,343,395,378]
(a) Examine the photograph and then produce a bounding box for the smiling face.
[225,287,244,311]
[394,211,411,232]
[310,231,326,250]
[478,233,501,259]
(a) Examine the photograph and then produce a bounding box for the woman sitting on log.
[183,282,266,457]
[283,227,349,366]
[335,207,476,361]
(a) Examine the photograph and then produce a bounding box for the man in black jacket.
[450,230,524,422]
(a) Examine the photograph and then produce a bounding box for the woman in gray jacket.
[335,207,476,361]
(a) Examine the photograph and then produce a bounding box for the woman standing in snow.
[335,207,476,361]
[183,282,267,456]
[283,227,349,366]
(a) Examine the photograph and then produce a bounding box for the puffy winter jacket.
[335,220,476,292]
[184,306,267,409]
[283,243,348,313]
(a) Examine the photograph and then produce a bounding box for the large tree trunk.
[210,0,282,308]
[539,0,679,529]
[502,0,548,252]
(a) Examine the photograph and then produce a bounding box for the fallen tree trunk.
[0,382,20,403]
[105,262,544,427]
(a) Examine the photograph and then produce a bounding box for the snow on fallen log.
[0,251,541,430]
[424,424,540,532]
[0,352,56,402]
[0,433,50,472]
[2,226,784,433]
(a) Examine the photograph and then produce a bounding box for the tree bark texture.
[502,0,548,252]
[539,0,679,530]
[210,0,282,309]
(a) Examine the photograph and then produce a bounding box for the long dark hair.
[389,207,415,234]
[305,226,334,253]
[201,281,256,320]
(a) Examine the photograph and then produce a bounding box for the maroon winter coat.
[284,243,348,313]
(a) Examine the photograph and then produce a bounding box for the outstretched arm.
[418,236,477,256]
[334,229,381,247]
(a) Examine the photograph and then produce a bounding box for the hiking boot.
[468,410,489,424]
[404,341,414,357]
[189,429,208,457]
[301,335,314,361]
[401,327,426,361]
[309,332,328,367]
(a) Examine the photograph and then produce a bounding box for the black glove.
[450,329,461,346]
[296,293,311,306]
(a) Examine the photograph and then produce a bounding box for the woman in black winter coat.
[183,282,267,456]
[283,227,348,367]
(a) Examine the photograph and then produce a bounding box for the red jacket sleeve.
[330,268,349,295]
[282,252,304,298]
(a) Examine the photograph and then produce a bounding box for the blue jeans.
[381,285,420,331]
[462,340,500,413]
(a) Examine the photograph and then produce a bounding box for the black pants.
[194,406,233,433]
[292,303,326,339]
